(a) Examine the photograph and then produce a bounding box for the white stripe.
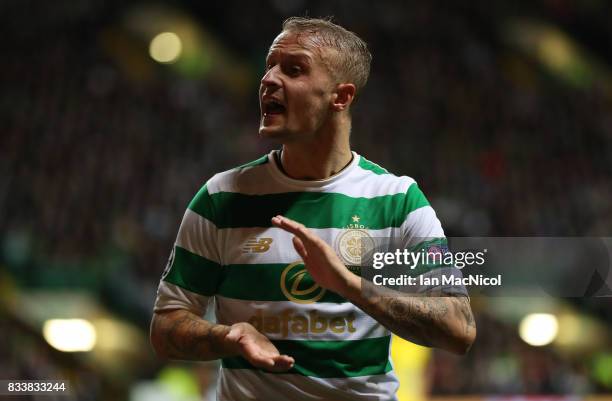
[215,295,389,341]
[219,225,401,265]
[207,153,415,198]
[153,281,210,316]
[175,209,221,264]
[400,205,445,248]
[218,369,399,401]
[176,207,444,265]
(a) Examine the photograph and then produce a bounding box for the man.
[151,17,476,401]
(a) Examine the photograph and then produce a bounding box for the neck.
[279,119,352,180]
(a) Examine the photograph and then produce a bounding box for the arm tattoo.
[152,309,229,360]
[374,293,451,347]
[355,281,475,352]
[454,296,476,337]
[167,313,208,359]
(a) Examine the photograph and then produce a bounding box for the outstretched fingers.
[244,342,294,372]
[292,236,308,260]
[271,354,295,371]
[272,215,311,241]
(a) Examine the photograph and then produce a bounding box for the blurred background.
[1,0,612,400]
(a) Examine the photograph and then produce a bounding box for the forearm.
[268,215,476,354]
[341,275,476,354]
[150,309,234,361]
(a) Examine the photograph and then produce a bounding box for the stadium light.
[149,32,182,64]
[519,313,558,346]
[43,319,97,352]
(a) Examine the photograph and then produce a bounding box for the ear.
[331,83,356,112]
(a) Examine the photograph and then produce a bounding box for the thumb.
[292,236,308,260]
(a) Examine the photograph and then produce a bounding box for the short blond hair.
[281,17,372,95]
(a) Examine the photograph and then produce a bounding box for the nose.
[261,65,281,89]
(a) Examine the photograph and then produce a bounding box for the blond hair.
[281,17,372,95]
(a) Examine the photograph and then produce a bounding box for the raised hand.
[271,215,355,295]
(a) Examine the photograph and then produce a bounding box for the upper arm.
[399,181,468,297]
[153,183,223,317]
[399,180,443,247]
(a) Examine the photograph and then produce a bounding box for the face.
[259,31,337,141]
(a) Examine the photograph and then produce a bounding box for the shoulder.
[354,154,423,196]
[187,154,270,213]
[356,155,392,176]
[355,154,431,216]
[206,154,270,195]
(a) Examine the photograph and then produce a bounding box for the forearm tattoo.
[356,282,475,350]
[455,296,476,337]
[151,309,229,360]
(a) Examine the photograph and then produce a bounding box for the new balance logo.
[242,237,273,253]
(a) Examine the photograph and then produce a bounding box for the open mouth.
[263,100,286,116]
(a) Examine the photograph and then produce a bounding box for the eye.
[288,65,302,76]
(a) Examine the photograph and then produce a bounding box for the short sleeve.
[153,183,224,315]
[400,181,468,297]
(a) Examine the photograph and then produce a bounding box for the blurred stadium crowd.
[1,0,612,399]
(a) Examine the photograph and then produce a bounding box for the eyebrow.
[266,50,314,63]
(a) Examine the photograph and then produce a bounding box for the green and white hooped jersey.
[154,150,460,401]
